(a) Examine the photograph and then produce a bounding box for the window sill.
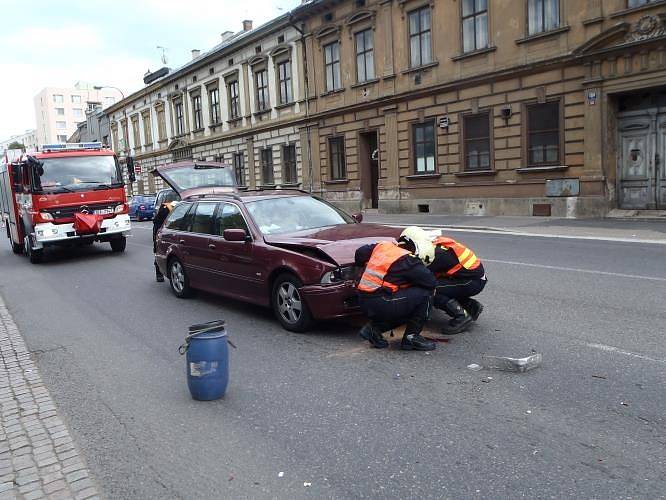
[406,173,441,180]
[209,122,224,130]
[517,165,568,173]
[281,182,302,188]
[226,117,242,125]
[351,78,380,89]
[323,179,349,185]
[320,88,346,98]
[455,170,497,177]
[259,184,277,189]
[582,16,605,26]
[192,128,205,134]
[401,61,439,75]
[515,26,571,45]
[253,109,271,117]
[274,101,296,110]
[451,46,497,62]
[610,0,666,18]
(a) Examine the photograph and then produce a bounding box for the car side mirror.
[223,228,250,242]
[352,212,363,223]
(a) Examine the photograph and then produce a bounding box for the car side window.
[166,203,192,231]
[214,203,249,237]
[191,203,217,235]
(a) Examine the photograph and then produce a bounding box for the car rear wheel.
[272,274,313,332]
[169,258,192,298]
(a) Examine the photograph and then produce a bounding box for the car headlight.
[320,266,359,284]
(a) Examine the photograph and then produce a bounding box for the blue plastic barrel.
[184,320,229,401]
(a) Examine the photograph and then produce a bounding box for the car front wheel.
[169,258,192,298]
[272,274,313,332]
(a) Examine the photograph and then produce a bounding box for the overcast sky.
[0,0,301,141]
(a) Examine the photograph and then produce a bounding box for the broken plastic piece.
[278,472,284,478]
[304,482,312,487]
[482,353,542,372]
[467,363,482,371]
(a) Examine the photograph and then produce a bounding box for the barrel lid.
[188,320,227,340]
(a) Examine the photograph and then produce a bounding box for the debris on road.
[467,363,482,371]
[304,482,312,487]
[278,472,284,478]
[482,353,542,373]
[620,401,629,406]
[591,374,608,380]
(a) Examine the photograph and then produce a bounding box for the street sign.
[134,164,142,174]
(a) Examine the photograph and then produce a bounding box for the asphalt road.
[0,221,664,499]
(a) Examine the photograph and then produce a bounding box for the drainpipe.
[289,14,314,194]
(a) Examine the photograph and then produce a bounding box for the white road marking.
[586,342,665,364]
[484,258,666,283]
[384,224,666,245]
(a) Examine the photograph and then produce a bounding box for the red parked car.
[153,166,401,331]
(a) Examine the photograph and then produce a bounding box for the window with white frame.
[324,41,341,91]
[71,95,81,104]
[355,29,375,83]
[174,101,185,135]
[462,0,489,52]
[409,7,432,68]
[73,108,83,119]
[56,121,66,129]
[55,108,65,116]
[282,144,297,184]
[277,60,293,105]
[57,135,68,142]
[329,137,346,180]
[628,0,657,7]
[255,69,269,111]
[192,94,203,129]
[261,148,274,184]
[412,121,436,173]
[527,0,560,35]
[53,94,64,104]
[209,87,220,124]
[233,152,245,186]
[228,80,240,119]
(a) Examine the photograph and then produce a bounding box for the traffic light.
[126,156,136,183]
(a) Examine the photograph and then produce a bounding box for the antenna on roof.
[157,46,168,65]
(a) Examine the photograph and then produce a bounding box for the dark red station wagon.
[153,164,400,331]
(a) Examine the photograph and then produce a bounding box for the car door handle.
[179,239,186,244]
[208,243,216,250]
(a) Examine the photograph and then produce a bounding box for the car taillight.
[114,204,129,214]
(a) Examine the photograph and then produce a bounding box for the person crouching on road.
[355,240,436,351]
[399,226,486,335]
[152,201,177,282]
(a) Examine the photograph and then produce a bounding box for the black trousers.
[433,277,486,310]
[359,287,432,336]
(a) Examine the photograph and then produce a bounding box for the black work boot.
[401,333,436,351]
[155,264,165,283]
[461,298,484,321]
[442,299,473,335]
[359,322,388,349]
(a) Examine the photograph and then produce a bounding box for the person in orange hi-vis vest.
[355,239,437,350]
[399,226,487,335]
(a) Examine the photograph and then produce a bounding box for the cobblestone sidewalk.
[0,296,99,500]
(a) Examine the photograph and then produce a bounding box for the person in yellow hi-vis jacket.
[399,226,487,335]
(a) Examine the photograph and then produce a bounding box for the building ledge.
[610,0,666,18]
[451,46,497,62]
[226,117,242,126]
[253,109,271,118]
[320,88,346,98]
[517,165,569,173]
[515,26,571,45]
[454,169,497,177]
[192,128,205,134]
[351,78,380,89]
[259,184,277,189]
[582,16,605,26]
[274,101,296,110]
[323,179,349,185]
[280,182,302,188]
[406,173,441,180]
[401,61,439,75]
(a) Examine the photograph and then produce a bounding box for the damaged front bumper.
[300,280,361,320]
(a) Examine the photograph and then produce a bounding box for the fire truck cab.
[0,143,131,263]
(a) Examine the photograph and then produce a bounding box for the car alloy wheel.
[169,259,192,298]
[272,274,313,332]
[278,282,303,324]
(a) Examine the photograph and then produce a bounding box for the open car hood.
[152,161,236,199]
[264,223,403,266]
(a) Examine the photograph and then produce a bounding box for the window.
[56,121,66,129]
[53,95,63,104]
[105,97,116,106]
[409,7,432,67]
[192,94,203,129]
[233,152,245,186]
[166,203,193,231]
[228,80,240,119]
[329,137,346,180]
[462,0,488,52]
[71,95,81,104]
[131,117,140,147]
[528,0,560,35]
[282,144,297,184]
[261,148,274,184]
[215,203,249,236]
[463,113,491,171]
[156,106,166,140]
[628,0,658,6]
[277,61,293,105]
[324,42,341,91]
[57,135,68,142]
[209,87,220,124]
[174,102,184,135]
[191,203,217,234]
[73,108,83,119]
[88,102,100,111]
[412,121,436,173]
[55,108,65,116]
[255,69,269,111]
[355,29,375,83]
[142,112,152,145]
[526,101,560,166]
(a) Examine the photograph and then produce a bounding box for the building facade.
[106,18,309,196]
[0,129,38,153]
[34,82,122,145]
[68,106,112,145]
[291,0,666,215]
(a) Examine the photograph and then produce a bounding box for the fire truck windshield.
[34,155,123,193]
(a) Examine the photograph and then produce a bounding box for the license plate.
[94,209,113,215]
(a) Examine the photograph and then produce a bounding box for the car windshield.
[162,165,235,192]
[246,196,354,235]
[35,155,122,192]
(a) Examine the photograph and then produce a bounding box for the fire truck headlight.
[39,211,54,221]
[37,230,44,236]
[114,204,128,214]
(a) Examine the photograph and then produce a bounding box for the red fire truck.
[0,142,131,263]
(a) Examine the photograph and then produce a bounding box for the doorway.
[359,131,379,209]
[617,90,666,209]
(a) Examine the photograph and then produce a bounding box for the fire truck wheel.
[24,236,43,264]
[168,258,192,298]
[7,226,22,254]
[110,236,127,253]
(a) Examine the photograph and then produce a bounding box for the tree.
[7,141,25,151]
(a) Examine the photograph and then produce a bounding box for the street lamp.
[93,85,126,100]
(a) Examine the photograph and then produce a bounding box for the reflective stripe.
[357,242,410,293]
[434,236,481,277]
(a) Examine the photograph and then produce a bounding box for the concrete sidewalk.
[363,213,666,243]
[0,296,99,500]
